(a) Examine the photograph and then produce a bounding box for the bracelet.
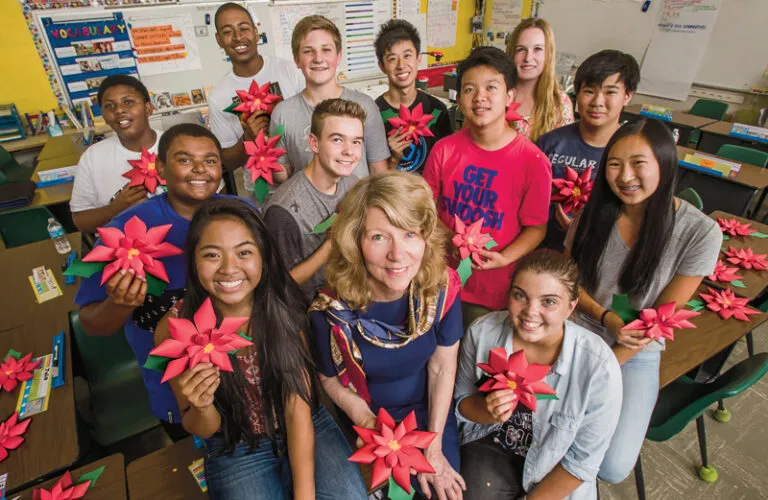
[600,309,612,326]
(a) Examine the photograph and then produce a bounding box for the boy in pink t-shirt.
[423,46,551,321]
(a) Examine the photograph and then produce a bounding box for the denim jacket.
[454,312,622,500]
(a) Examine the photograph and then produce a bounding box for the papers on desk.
[36,165,76,188]
[681,153,742,178]
[639,104,674,122]
[730,123,768,144]
[188,458,207,493]
[28,267,63,303]
[16,354,53,419]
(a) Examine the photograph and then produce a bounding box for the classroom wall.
[0,2,58,116]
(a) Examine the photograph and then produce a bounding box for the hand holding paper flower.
[0,412,31,462]
[0,352,41,392]
[622,301,700,342]
[387,103,435,143]
[123,148,164,193]
[552,166,594,214]
[244,129,286,203]
[723,246,768,271]
[149,297,252,382]
[476,348,556,412]
[232,80,281,120]
[452,216,494,265]
[699,287,760,321]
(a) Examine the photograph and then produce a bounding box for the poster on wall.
[638,0,724,101]
[486,0,522,49]
[41,13,137,113]
[126,13,202,77]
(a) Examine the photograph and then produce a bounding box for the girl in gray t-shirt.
[566,118,720,485]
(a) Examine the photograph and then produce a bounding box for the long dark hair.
[181,197,318,453]
[571,118,678,296]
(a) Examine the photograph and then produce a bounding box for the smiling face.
[605,134,661,208]
[577,73,633,129]
[361,207,426,302]
[100,84,152,142]
[215,7,259,66]
[309,115,363,179]
[508,270,576,345]
[195,216,262,311]
[458,65,514,130]
[513,27,546,83]
[295,29,342,87]
[158,135,223,208]
[380,40,421,91]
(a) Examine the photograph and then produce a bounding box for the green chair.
[0,206,55,248]
[0,144,34,184]
[69,310,159,447]
[633,353,768,500]
[689,99,729,120]
[677,187,703,210]
[716,145,768,219]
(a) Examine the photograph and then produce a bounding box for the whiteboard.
[539,0,768,93]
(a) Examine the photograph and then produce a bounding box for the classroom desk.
[12,454,127,499]
[676,146,768,217]
[0,314,78,493]
[126,437,207,499]
[27,153,82,208]
[36,134,89,163]
[698,120,768,155]
[659,291,767,388]
[705,210,768,301]
[2,126,111,155]
[622,104,719,146]
[0,233,81,332]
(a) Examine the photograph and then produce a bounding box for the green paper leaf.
[484,239,497,250]
[691,305,705,312]
[253,177,270,203]
[387,475,415,500]
[426,109,441,128]
[722,234,730,241]
[731,280,747,288]
[223,101,240,115]
[536,394,559,401]
[611,294,639,323]
[752,232,768,238]
[239,332,253,342]
[380,109,398,121]
[77,465,106,490]
[4,349,21,361]
[311,213,338,234]
[145,274,169,297]
[457,257,472,286]
[686,299,705,308]
[272,123,286,139]
[143,354,171,372]
[63,259,106,278]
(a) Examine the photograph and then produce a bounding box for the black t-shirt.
[376,90,453,174]
[493,404,533,459]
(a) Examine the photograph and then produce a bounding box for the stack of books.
[730,123,768,144]
[0,104,26,143]
[639,104,674,122]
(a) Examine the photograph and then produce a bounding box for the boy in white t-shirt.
[70,75,163,233]
[207,2,304,194]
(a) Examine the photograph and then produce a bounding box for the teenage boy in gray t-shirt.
[263,99,365,301]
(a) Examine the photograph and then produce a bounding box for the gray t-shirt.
[263,172,357,301]
[566,200,721,351]
[269,88,390,179]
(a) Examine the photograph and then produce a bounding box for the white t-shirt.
[69,130,163,213]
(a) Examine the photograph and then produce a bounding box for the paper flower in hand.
[387,103,435,143]
[123,148,164,193]
[32,471,91,500]
[244,129,285,185]
[0,353,41,392]
[506,101,523,122]
[149,297,252,382]
[476,348,557,412]
[552,166,594,214]
[717,217,756,237]
[622,301,700,342]
[233,80,281,120]
[83,216,183,284]
[452,215,493,265]
[723,246,768,271]
[348,409,436,493]
[708,259,744,283]
[700,287,760,321]
[0,412,31,462]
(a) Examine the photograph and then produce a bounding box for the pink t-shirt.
[423,128,552,310]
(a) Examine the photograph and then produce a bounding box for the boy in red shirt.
[423,46,551,325]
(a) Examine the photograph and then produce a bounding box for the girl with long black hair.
[566,118,720,484]
[154,197,367,499]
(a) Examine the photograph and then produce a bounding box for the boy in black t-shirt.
[374,20,453,174]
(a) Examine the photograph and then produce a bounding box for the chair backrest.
[69,310,140,383]
[689,99,729,120]
[0,206,55,248]
[677,187,703,210]
[716,144,768,168]
[0,144,15,170]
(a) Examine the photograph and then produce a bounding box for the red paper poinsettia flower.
[476,348,556,412]
[708,259,744,283]
[243,129,286,184]
[506,101,523,122]
[0,412,31,462]
[234,80,281,119]
[349,409,436,493]
[150,297,252,382]
[32,471,91,500]
[0,353,41,392]
[622,301,700,342]
[452,215,493,265]
[552,166,594,214]
[723,246,768,271]
[717,217,756,237]
[700,287,760,321]
[387,103,435,143]
[83,216,183,285]
[123,148,165,193]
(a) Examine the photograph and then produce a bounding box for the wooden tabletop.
[28,155,81,208]
[0,233,81,332]
[12,454,126,499]
[677,146,768,189]
[701,120,738,136]
[0,314,78,492]
[625,104,719,129]
[660,289,767,388]
[36,135,88,163]
[2,126,111,154]
[126,437,207,499]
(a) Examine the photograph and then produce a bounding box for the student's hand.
[177,363,220,409]
[605,311,652,350]
[105,269,147,308]
[387,127,414,163]
[111,184,148,213]
[241,110,271,142]
[418,444,466,500]
[555,203,573,231]
[353,411,378,448]
[484,388,517,424]
[471,249,512,271]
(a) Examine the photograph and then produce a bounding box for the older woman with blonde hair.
[506,18,574,141]
[310,171,466,499]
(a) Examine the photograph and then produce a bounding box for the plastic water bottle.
[47,218,71,254]
[672,128,680,144]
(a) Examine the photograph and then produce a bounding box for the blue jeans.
[598,350,660,483]
[204,407,368,499]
